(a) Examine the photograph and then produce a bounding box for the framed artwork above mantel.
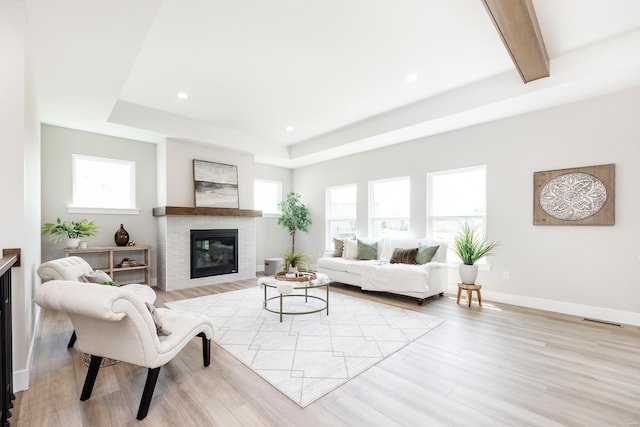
[533,163,615,226]
[193,159,240,209]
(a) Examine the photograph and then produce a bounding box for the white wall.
[252,163,293,270]
[0,0,41,391]
[158,139,294,273]
[40,125,158,281]
[293,87,640,326]
[162,138,254,209]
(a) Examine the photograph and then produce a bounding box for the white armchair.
[34,280,215,420]
[37,256,156,347]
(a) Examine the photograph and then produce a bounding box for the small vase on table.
[114,224,129,247]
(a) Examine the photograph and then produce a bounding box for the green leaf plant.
[282,251,311,272]
[277,192,311,254]
[452,221,500,265]
[41,217,99,242]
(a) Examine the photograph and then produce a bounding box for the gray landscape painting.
[193,159,239,208]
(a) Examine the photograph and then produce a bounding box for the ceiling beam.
[482,0,549,83]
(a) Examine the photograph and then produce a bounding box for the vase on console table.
[66,238,80,249]
[114,224,130,247]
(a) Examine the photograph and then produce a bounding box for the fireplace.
[190,229,238,279]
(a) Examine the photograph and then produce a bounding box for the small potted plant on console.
[42,217,99,248]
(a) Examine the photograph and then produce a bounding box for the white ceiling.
[25,0,640,167]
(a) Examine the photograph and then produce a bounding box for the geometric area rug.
[166,287,445,407]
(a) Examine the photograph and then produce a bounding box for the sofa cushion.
[360,263,431,295]
[342,239,358,260]
[345,260,378,275]
[416,244,439,264]
[377,238,447,263]
[317,257,350,272]
[357,239,378,260]
[390,247,418,264]
[332,238,344,257]
[379,238,421,261]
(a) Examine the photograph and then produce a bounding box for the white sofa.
[317,237,448,304]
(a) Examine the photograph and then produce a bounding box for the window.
[427,165,487,261]
[326,184,357,247]
[254,179,282,216]
[369,177,410,237]
[71,154,136,213]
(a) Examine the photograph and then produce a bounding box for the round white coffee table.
[258,272,330,322]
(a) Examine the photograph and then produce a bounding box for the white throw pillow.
[81,270,112,284]
[145,302,171,336]
[342,239,358,260]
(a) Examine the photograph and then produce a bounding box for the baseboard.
[13,368,29,392]
[467,287,640,327]
[256,264,264,272]
[12,304,41,392]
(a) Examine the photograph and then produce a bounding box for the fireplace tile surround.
[154,207,259,291]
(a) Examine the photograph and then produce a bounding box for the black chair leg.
[80,355,103,401]
[67,330,77,348]
[197,332,211,366]
[136,367,161,420]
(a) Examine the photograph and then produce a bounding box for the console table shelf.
[64,245,152,286]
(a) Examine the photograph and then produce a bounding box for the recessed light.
[405,73,419,83]
[177,91,188,99]
[286,126,294,132]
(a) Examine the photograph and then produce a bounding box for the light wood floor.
[13,278,640,426]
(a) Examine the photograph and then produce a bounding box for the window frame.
[69,154,139,215]
[427,165,488,262]
[368,176,410,238]
[253,178,282,217]
[325,183,357,248]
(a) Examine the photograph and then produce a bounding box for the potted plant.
[42,217,99,248]
[282,251,311,274]
[277,192,311,253]
[453,222,500,284]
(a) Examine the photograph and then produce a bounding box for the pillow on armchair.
[81,270,112,284]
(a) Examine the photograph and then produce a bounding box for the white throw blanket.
[360,262,433,295]
[257,277,294,294]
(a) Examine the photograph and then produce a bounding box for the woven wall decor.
[533,164,614,226]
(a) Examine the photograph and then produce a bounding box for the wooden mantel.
[153,206,262,217]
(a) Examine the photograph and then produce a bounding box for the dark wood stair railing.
[0,249,19,427]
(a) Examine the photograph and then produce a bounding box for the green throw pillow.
[357,239,378,260]
[416,245,439,264]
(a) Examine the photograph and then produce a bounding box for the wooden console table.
[64,245,151,286]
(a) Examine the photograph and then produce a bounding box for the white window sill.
[261,213,280,218]
[67,207,141,215]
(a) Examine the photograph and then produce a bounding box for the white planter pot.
[459,264,479,284]
[66,238,81,249]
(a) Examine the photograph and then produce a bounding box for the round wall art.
[539,173,607,221]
